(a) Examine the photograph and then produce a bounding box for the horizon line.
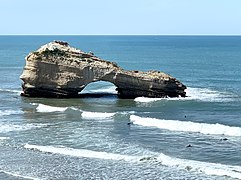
[0,34,241,36]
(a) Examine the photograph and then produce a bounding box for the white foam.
[81,111,115,119]
[30,103,38,106]
[0,88,22,95]
[0,137,10,140]
[0,110,23,116]
[0,123,44,133]
[155,153,241,179]
[36,104,68,113]
[130,115,241,137]
[185,87,234,102]
[24,144,241,179]
[0,170,39,180]
[24,144,136,161]
[134,87,235,103]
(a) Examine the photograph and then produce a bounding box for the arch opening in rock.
[79,81,117,96]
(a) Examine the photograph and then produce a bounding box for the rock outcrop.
[20,41,186,98]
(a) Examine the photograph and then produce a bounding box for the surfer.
[186,144,192,148]
[220,138,228,141]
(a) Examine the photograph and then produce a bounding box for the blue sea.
[0,35,241,180]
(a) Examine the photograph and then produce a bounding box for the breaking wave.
[24,144,136,161]
[33,104,116,120]
[33,103,80,113]
[130,115,241,137]
[81,111,116,119]
[36,104,68,113]
[155,153,241,179]
[24,144,241,179]
[134,87,235,103]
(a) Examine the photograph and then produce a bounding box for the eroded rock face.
[20,41,186,98]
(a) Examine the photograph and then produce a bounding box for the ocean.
[0,35,241,180]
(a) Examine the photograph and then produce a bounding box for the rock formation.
[20,41,186,98]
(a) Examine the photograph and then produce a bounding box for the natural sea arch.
[20,41,187,98]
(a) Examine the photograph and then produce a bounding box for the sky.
[0,0,241,35]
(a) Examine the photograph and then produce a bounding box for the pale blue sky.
[0,0,241,35]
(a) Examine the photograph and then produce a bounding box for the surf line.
[24,144,241,179]
[24,144,137,161]
[0,169,39,180]
[130,115,241,137]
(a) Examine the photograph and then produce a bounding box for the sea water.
[0,35,241,179]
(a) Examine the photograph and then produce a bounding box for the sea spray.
[134,87,235,103]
